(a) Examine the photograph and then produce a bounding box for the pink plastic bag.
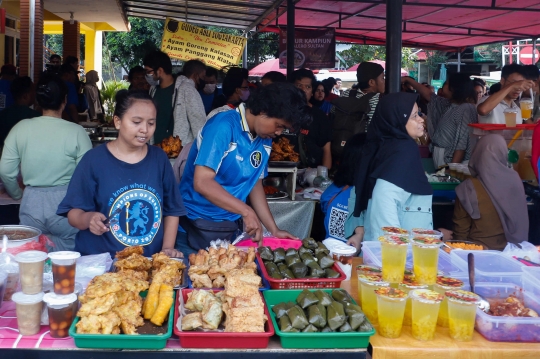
[6,234,52,255]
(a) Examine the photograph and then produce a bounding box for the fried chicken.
[115,245,144,260]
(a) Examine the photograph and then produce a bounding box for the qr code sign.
[328,207,347,240]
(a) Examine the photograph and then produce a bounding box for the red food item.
[263,186,279,195]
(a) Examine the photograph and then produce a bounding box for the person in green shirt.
[0,74,92,251]
[0,76,41,148]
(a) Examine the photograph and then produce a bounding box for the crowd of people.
[0,52,535,260]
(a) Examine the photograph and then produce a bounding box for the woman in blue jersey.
[320,133,366,251]
[57,90,186,258]
[177,82,312,254]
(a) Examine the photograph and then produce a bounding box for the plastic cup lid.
[381,227,409,235]
[330,243,357,255]
[15,250,48,263]
[435,276,464,289]
[412,236,442,247]
[43,292,77,306]
[379,235,410,245]
[411,228,443,237]
[356,265,382,275]
[410,289,444,304]
[399,275,429,289]
[445,290,480,304]
[358,274,389,286]
[48,251,81,261]
[375,287,407,300]
[11,291,44,304]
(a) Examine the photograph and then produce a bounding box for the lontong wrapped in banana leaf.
[287,305,309,329]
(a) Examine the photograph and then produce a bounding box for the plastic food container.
[450,250,524,284]
[433,276,464,327]
[358,274,389,325]
[15,250,48,294]
[257,253,346,290]
[474,280,540,342]
[175,289,274,348]
[43,293,77,338]
[355,266,382,306]
[263,289,375,349]
[381,227,410,237]
[375,287,408,338]
[323,238,357,265]
[411,228,443,238]
[12,291,44,335]
[446,290,480,342]
[410,289,443,341]
[49,251,80,295]
[0,271,7,309]
[399,275,428,326]
[69,291,174,349]
[411,237,443,285]
[1,225,41,249]
[379,235,409,284]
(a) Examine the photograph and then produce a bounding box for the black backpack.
[330,93,375,162]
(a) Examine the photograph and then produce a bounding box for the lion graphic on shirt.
[127,202,150,235]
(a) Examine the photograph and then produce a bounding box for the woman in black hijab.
[346,92,434,242]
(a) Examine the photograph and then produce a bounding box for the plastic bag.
[75,253,113,290]
[6,234,51,255]
[503,242,540,264]
[0,251,19,301]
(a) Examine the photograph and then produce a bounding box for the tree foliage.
[44,34,85,61]
[337,45,417,70]
[424,50,448,82]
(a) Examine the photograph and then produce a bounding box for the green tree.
[337,45,417,70]
[44,34,85,62]
[424,50,448,82]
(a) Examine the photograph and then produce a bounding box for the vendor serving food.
[177,83,312,254]
[57,90,186,258]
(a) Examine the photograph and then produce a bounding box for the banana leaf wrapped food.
[277,263,295,279]
[258,246,274,261]
[316,252,335,269]
[308,303,327,328]
[325,268,341,278]
[287,305,309,329]
[272,301,295,319]
[314,290,333,306]
[307,261,325,278]
[265,261,280,276]
[300,252,317,266]
[332,288,353,303]
[290,262,308,278]
[357,319,373,332]
[327,300,346,330]
[321,326,334,333]
[302,237,318,250]
[298,246,313,256]
[285,254,301,267]
[315,242,330,256]
[344,302,366,330]
[280,315,300,332]
[296,289,319,309]
[285,248,298,257]
[339,322,353,332]
[273,247,286,263]
[302,324,319,333]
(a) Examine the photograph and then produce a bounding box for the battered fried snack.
[116,246,144,260]
[150,284,174,326]
[114,253,152,272]
[155,135,182,158]
[143,281,161,320]
[270,137,300,162]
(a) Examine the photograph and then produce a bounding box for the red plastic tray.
[174,288,274,348]
[257,253,347,289]
[236,237,303,250]
[468,123,537,131]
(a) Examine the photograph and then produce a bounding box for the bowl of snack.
[442,240,487,253]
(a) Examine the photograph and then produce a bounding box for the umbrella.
[348,60,409,76]
[248,59,287,77]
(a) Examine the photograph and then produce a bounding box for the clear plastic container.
[15,250,48,294]
[379,235,409,284]
[433,276,465,327]
[446,290,480,342]
[450,250,524,284]
[48,251,80,295]
[12,291,44,335]
[411,237,443,285]
[398,275,428,326]
[375,287,408,338]
[410,289,444,341]
[0,271,7,309]
[358,274,389,325]
[43,292,77,338]
[474,280,540,342]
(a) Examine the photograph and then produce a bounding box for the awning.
[123,1,540,50]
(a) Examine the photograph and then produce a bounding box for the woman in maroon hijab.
[453,134,529,250]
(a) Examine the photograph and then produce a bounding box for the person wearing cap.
[0,64,17,111]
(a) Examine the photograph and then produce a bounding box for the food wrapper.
[298,246,313,256]
[296,289,319,309]
[503,241,540,264]
[314,290,333,306]
[307,261,325,278]
[290,262,308,278]
[285,248,298,257]
[316,253,335,269]
[357,319,373,332]
[302,237,318,250]
[279,315,298,332]
[286,305,309,329]
[325,268,340,278]
[0,251,19,301]
[277,263,294,279]
[332,289,352,304]
[339,321,353,332]
[5,234,51,255]
[308,303,327,328]
[302,324,319,332]
[300,252,316,266]
[273,248,286,263]
[272,301,295,319]
[321,326,333,332]
[285,254,301,268]
[344,302,366,330]
[257,246,274,261]
[264,261,282,279]
[327,301,346,330]
[315,242,330,256]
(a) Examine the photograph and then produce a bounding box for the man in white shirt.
[478,64,534,124]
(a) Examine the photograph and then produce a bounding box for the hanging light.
[69,12,74,25]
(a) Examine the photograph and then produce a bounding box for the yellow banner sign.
[161,18,247,70]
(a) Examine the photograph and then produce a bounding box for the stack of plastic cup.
[433,276,464,327]
[48,252,80,295]
[358,274,389,325]
[445,290,480,342]
[355,265,382,306]
[411,234,443,285]
[410,289,444,341]
[379,235,410,284]
[399,275,429,326]
[43,293,78,338]
[16,251,48,294]
[375,287,408,338]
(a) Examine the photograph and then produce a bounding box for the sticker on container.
[374,287,407,299]
[412,236,442,246]
[356,265,382,275]
[436,276,464,288]
[445,290,480,304]
[410,289,444,303]
[381,227,409,235]
[399,275,428,289]
[378,235,409,245]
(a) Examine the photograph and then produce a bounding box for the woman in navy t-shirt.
[57,90,186,258]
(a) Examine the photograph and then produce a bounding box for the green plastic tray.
[263,289,375,349]
[68,291,175,349]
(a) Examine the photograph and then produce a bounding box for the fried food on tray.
[270,137,300,162]
[181,312,204,331]
[114,253,152,272]
[116,245,144,260]
[76,312,122,335]
[155,135,182,158]
[187,246,257,288]
[150,284,174,326]
[77,292,117,317]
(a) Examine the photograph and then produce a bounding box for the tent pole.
[385,0,402,93]
[533,38,537,65]
[243,33,248,69]
[286,0,295,80]
[457,52,461,73]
